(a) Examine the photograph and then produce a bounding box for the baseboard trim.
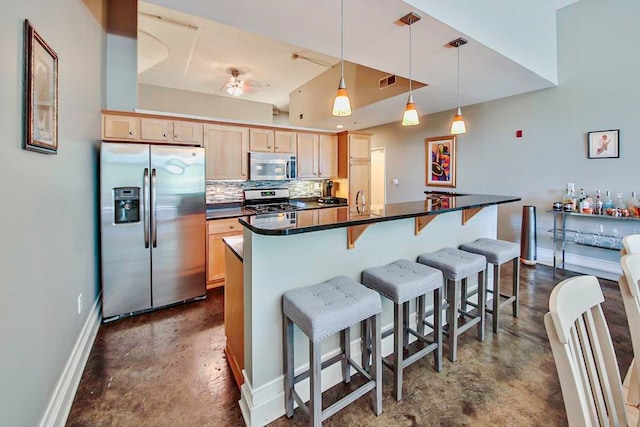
[39,294,101,427]
[537,248,621,280]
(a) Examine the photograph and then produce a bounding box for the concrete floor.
[66,264,632,426]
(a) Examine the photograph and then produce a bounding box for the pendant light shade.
[332,0,352,117]
[400,12,421,127]
[449,37,468,135]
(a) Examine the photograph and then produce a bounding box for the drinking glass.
[574,224,583,244]
[592,224,604,246]
[611,227,620,249]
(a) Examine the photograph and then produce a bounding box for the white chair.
[620,234,640,256]
[545,275,638,426]
[620,254,640,409]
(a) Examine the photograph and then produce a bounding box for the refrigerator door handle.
[151,168,158,248]
[143,167,150,248]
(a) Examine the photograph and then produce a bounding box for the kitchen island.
[235,193,520,426]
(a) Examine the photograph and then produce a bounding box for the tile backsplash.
[206,180,323,204]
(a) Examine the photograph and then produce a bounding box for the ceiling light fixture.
[400,12,421,127]
[449,37,468,135]
[331,0,352,117]
[226,69,245,97]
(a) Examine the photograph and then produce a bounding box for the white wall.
[368,0,640,263]
[0,1,105,425]
[138,83,275,123]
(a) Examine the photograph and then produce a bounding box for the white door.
[370,147,386,210]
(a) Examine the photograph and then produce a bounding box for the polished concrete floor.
[67,264,632,426]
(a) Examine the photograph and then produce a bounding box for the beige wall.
[368,0,640,264]
[138,84,275,123]
[0,1,105,425]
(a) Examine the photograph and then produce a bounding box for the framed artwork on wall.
[425,135,457,187]
[587,129,619,159]
[24,19,58,154]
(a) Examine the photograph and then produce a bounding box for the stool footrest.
[294,353,344,384]
[458,308,478,319]
[292,390,310,417]
[455,317,481,335]
[402,342,438,368]
[322,380,376,421]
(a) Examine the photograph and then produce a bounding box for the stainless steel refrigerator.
[100,142,206,321]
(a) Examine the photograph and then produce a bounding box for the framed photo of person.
[425,135,457,187]
[587,129,619,159]
[24,20,58,154]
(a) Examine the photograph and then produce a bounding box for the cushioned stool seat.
[362,260,444,400]
[283,276,382,426]
[417,248,487,362]
[459,238,520,333]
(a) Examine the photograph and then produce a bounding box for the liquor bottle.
[615,192,627,209]
[562,185,573,211]
[594,189,603,215]
[603,190,614,210]
[628,191,638,217]
[579,188,589,213]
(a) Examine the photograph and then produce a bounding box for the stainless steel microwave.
[249,152,296,181]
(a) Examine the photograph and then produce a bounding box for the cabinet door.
[249,128,275,152]
[349,134,371,161]
[204,125,249,180]
[207,219,242,287]
[349,161,371,214]
[318,134,337,178]
[297,133,319,178]
[317,208,338,224]
[173,121,203,146]
[274,131,297,154]
[296,210,317,227]
[103,115,140,140]
[141,118,172,142]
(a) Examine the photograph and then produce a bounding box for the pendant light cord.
[456,44,460,108]
[408,17,413,94]
[340,0,344,78]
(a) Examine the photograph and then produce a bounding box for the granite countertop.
[222,235,244,261]
[238,193,521,235]
[206,198,348,220]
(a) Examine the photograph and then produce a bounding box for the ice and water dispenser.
[113,187,140,224]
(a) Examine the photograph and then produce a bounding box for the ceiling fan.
[225,69,247,97]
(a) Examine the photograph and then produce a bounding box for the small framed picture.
[24,20,58,154]
[425,135,456,187]
[587,129,619,159]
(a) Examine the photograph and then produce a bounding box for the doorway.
[370,147,386,210]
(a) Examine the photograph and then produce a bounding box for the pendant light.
[400,12,421,126]
[449,37,468,134]
[332,0,352,117]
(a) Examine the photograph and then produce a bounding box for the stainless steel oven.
[249,152,296,181]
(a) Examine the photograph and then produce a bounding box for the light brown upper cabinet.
[172,121,203,145]
[274,131,297,154]
[204,124,249,180]
[103,114,140,140]
[249,128,275,152]
[337,132,372,214]
[318,134,337,178]
[140,118,172,142]
[296,133,319,178]
[297,133,337,179]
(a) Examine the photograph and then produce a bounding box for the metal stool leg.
[492,263,500,333]
[447,279,460,362]
[310,340,322,427]
[417,294,426,336]
[341,327,351,383]
[512,257,520,317]
[434,286,443,372]
[393,302,404,400]
[361,319,371,373]
[283,315,294,418]
[371,313,382,415]
[478,269,486,342]
[460,278,468,312]
[403,302,410,350]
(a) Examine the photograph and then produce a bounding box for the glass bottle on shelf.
[628,191,638,217]
[562,185,574,211]
[579,188,588,213]
[603,190,614,211]
[594,189,603,215]
[615,192,627,209]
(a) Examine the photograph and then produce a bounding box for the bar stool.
[361,259,444,401]
[282,276,382,426]
[417,248,486,362]
[459,238,520,333]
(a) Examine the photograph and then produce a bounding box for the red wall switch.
[516,130,523,138]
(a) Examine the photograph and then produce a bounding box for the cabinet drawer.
[208,218,241,234]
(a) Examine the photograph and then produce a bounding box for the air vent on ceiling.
[379,75,397,90]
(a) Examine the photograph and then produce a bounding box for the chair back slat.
[622,235,640,256]
[545,275,628,426]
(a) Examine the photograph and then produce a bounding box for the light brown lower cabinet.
[224,241,244,388]
[206,218,242,289]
